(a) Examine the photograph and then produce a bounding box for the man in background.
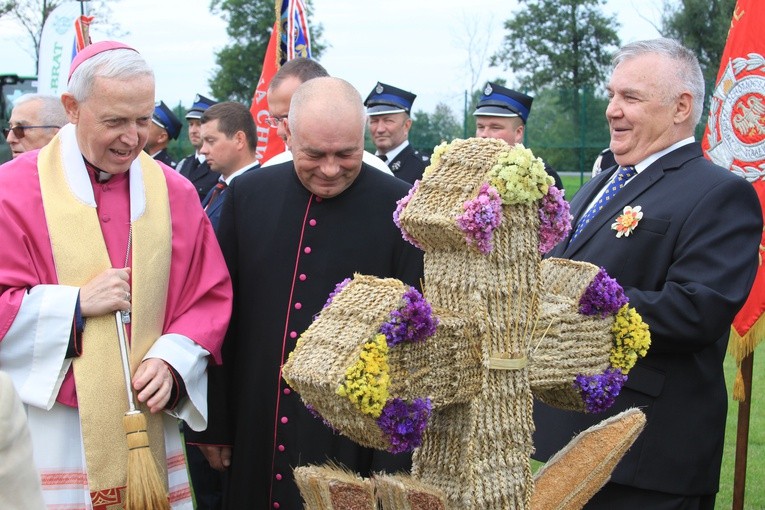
[144,100,182,168]
[591,147,616,177]
[199,102,260,229]
[177,94,220,201]
[262,58,391,175]
[474,82,563,190]
[184,101,260,510]
[365,81,429,184]
[4,93,67,158]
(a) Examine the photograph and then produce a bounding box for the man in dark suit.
[181,102,259,510]
[365,81,429,184]
[144,100,181,168]
[473,82,564,191]
[533,38,762,509]
[177,94,220,201]
[199,102,260,229]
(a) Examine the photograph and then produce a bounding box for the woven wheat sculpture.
[283,138,650,509]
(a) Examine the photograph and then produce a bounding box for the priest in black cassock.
[189,77,424,509]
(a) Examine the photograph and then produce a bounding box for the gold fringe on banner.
[728,316,765,401]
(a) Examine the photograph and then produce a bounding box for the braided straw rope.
[388,309,483,407]
[281,274,481,450]
[529,259,614,411]
[403,138,540,509]
[398,138,509,253]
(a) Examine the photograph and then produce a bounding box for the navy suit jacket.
[533,142,762,496]
[178,155,220,202]
[202,164,259,229]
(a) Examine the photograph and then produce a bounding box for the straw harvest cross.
[283,138,649,509]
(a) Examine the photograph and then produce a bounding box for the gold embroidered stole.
[38,136,172,498]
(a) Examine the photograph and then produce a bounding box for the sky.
[0,0,663,115]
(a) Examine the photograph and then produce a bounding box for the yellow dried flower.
[610,305,651,373]
[337,334,391,418]
[423,140,452,177]
[487,144,551,205]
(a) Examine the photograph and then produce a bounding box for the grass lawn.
[560,173,589,198]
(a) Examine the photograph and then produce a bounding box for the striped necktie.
[569,165,637,243]
[204,180,227,211]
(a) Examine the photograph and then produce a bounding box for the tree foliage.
[524,87,610,173]
[209,0,326,103]
[491,0,620,96]
[0,1,123,70]
[661,0,736,134]
[410,103,463,155]
[490,0,619,175]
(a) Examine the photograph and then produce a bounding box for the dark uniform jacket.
[544,162,563,192]
[192,162,424,509]
[533,142,762,498]
[152,148,177,169]
[177,154,220,202]
[387,144,429,184]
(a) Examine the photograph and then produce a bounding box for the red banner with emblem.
[251,0,313,164]
[702,0,765,394]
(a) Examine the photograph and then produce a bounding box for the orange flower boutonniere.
[611,206,643,238]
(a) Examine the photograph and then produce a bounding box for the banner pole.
[732,351,754,510]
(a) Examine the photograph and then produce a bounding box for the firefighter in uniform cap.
[144,100,181,168]
[474,82,564,192]
[365,81,429,184]
[177,94,220,202]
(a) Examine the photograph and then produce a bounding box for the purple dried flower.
[377,397,432,453]
[574,368,627,413]
[380,287,439,347]
[393,180,424,249]
[579,268,628,317]
[538,185,572,254]
[456,182,503,254]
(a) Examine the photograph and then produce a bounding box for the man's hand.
[79,267,131,317]
[199,445,232,472]
[133,358,173,413]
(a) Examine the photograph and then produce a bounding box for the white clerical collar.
[60,123,147,222]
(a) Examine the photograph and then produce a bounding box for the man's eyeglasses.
[264,115,287,128]
[3,125,60,139]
